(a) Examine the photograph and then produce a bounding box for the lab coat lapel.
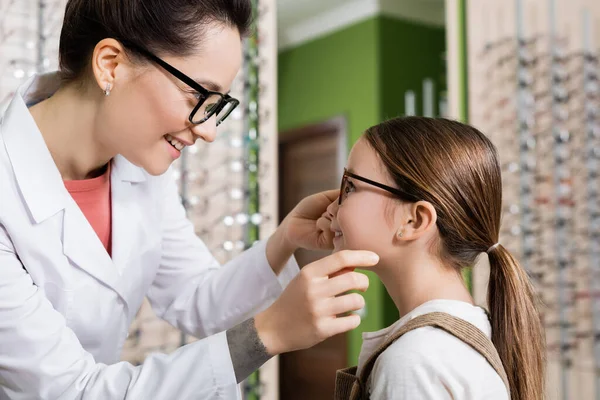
[62,199,127,298]
[110,155,147,281]
[63,157,148,305]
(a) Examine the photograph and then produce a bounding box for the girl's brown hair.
[365,116,545,400]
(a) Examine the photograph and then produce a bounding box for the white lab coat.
[0,73,299,399]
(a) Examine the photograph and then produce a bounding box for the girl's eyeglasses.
[338,168,420,205]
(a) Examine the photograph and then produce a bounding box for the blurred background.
[1,0,600,399]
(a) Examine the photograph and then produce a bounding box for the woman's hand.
[282,189,339,251]
[266,189,338,275]
[255,250,379,355]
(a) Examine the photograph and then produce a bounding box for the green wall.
[379,16,447,121]
[278,18,381,146]
[278,15,446,365]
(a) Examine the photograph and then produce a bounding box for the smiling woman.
[35,0,246,178]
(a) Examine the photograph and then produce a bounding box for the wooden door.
[278,117,347,400]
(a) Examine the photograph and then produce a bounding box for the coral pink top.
[63,167,112,256]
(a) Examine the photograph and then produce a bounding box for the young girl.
[329,117,545,400]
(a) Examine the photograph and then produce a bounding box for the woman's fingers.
[322,314,362,337]
[319,189,340,204]
[324,271,369,296]
[328,267,355,279]
[304,250,379,278]
[257,250,377,354]
[327,292,366,315]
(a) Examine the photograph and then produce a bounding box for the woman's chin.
[138,156,172,176]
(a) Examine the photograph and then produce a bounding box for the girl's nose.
[326,197,339,218]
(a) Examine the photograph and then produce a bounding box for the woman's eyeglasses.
[338,168,419,205]
[123,42,239,126]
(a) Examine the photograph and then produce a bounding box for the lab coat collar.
[2,73,67,224]
[2,72,146,224]
[112,154,147,183]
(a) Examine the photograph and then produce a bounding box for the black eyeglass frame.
[122,42,239,126]
[339,168,420,205]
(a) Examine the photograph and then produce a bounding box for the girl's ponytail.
[487,245,546,400]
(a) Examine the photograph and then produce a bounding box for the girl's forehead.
[348,138,396,185]
[348,139,377,170]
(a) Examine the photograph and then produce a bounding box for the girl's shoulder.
[378,324,490,368]
[368,307,508,399]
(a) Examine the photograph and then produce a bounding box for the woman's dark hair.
[364,117,545,400]
[58,0,252,81]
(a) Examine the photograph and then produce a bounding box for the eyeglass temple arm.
[344,170,410,198]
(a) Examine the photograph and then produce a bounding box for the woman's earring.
[104,82,112,96]
[397,230,404,238]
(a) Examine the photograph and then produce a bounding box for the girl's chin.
[332,243,345,254]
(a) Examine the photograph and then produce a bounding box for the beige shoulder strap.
[356,311,510,395]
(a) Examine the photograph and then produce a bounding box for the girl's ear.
[396,201,437,241]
